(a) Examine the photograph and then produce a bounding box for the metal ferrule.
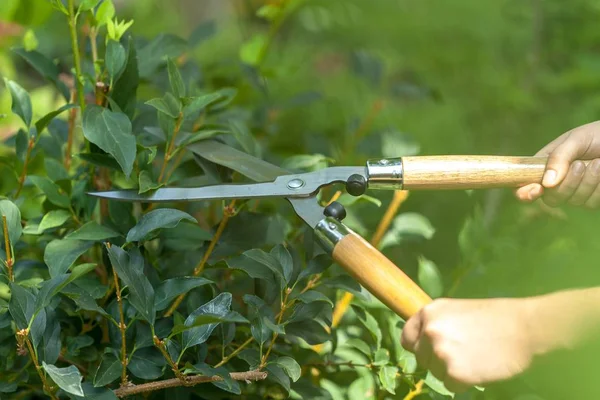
[314,217,351,253]
[366,157,404,190]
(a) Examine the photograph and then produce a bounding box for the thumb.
[542,140,583,188]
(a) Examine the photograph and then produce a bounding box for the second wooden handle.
[401,155,549,190]
[331,231,432,321]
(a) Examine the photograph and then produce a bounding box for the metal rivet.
[328,222,337,230]
[287,178,305,189]
[380,159,389,165]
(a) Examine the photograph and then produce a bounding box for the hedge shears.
[88,139,554,321]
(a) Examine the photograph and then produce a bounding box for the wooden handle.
[331,231,432,320]
[401,155,553,190]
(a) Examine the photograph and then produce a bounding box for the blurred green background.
[2,0,600,398]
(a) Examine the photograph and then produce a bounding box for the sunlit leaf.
[181,292,232,350]
[418,256,443,298]
[379,365,398,394]
[0,199,22,245]
[93,351,121,387]
[274,356,301,382]
[42,362,84,396]
[4,78,32,128]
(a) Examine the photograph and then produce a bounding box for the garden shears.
[88,139,555,321]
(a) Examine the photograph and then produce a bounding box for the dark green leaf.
[274,356,301,382]
[229,119,258,156]
[23,209,71,235]
[176,129,229,148]
[418,256,444,298]
[64,221,121,241]
[35,263,96,313]
[186,363,238,394]
[76,153,121,170]
[39,310,61,364]
[182,292,232,350]
[12,48,70,100]
[42,362,84,396]
[154,277,213,311]
[138,170,163,194]
[30,309,46,348]
[93,351,121,387]
[237,349,260,369]
[28,175,71,208]
[289,301,331,323]
[243,295,273,345]
[44,239,93,277]
[138,34,188,78]
[297,254,332,282]
[66,335,94,356]
[106,246,156,325]
[111,37,139,119]
[35,103,76,134]
[171,311,248,337]
[82,105,136,178]
[0,381,18,393]
[4,78,32,127]
[105,40,127,81]
[145,93,181,119]
[68,291,111,320]
[295,290,333,307]
[182,92,223,119]
[8,282,34,329]
[352,305,382,349]
[189,20,216,47]
[323,275,366,300]
[285,320,330,345]
[126,208,197,242]
[0,199,22,245]
[379,366,398,394]
[127,347,166,380]
[161,222,212,251]
[226,248,284,289]
[68,383,119,400]
[270,244,293,285]
[265,364,290,393]
[167,57,185,98]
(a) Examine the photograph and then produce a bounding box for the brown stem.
[260,287,292,368]
[14,137,34,198]
[164,200,237,317]
[214,337,253,368]
[153,336,184,381]
[158,113,184,184]
[22,332,58,400]
[403,379,424,400]
[111,262,129,386]
[2,215,13,281]
[113,370,268,398]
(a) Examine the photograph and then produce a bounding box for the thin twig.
[110,249,129,386]
[20,331,58,400]
[2,215,13,281]
[113,370,268,398]
[403,379,424,400]
[214,337,253,368]
[14,137,34,198]
[67,0,85,112]
[153,336,185,381]
[157,113,184,184]
[164,200,237,317]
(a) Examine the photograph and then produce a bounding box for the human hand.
[515,120,600,207]
[400,297,540,393]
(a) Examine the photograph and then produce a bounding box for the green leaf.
[380,212,436,250]
[229,119,258,156]
[8,282,34,329]
[167,57,185,98]
[182,292,232,350]
[111,36,139,119]
[289,301,331,323]
[106,246,156,325]
[64,221,121,241]
[68,383,119,400]
[185,363,239,394]
[240,34,267,66]
[34,263,96,313]
[145,93,181,119]
[12,48,70,100]
[295,290,333,307]
[95,0,114,26]
[35,103,75,134]
[28,175,71,208]
[182,92,223,119]
[138,33,188,78]
[243,295,273,345]
[346,338,371,357]
[0,199,22,245]
[42,362,84,397]
[274,356,301,382]
[44,239,93,277]
[424,371,455,397]
[352,305,382,349]
[297,254,332,282]
[93,351,121,387]
[281,154,333,172]
[379,366,398,394]
[24,210,71,235]
[285,320,330,345]
[161,222,212,251]
[322,275,365,300]
[82,105,136,178]
[138,170,163,194]
[418,256,443,298]
[39,312,61,364]
[265,364,290,393]
[4,78,32,128]
[154,277,213,311]
[48,0,68,14]
[79,0,101,11]
[270,244,293,285]
[227,248,285,289]
[127,347,166,380]
[373,348,390,366]
[105,40,127,80]
[126,208,197,242]
[76,153,121,170]
[171,311,248,337]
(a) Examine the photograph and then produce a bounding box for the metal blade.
[87,166,365,203]
[287,197,326,228]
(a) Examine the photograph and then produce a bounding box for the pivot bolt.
[346,174,367,196]
[323,201,347,221]
[287,178,305,189]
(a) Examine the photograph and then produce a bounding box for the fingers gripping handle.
[315,218,432,321]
